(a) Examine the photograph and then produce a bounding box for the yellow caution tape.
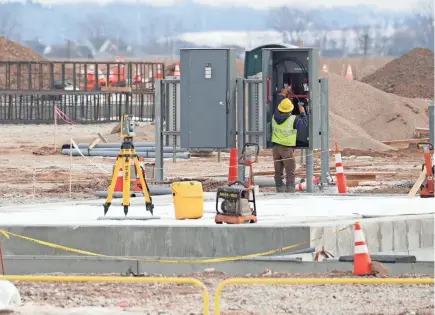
[0,226,350,264]
[0,230,9,239]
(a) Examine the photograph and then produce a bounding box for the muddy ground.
[0,123,428,200]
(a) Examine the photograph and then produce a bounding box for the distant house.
[44,44,82,59]
[75,45,93,59]
[86,37,140,59]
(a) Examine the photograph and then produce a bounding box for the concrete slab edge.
[3,256,434,276]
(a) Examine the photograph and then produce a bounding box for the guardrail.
[0,275,209,315]
[214,277,435,315]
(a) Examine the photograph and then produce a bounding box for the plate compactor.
[215,143,259,224]
[418,142,434,198]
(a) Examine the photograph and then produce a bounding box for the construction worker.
[271,98,308,193]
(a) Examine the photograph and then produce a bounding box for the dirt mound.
[327,73,429,151]
[360,48,434,99]
[0,37,51,89]
[0,37,47,61]
[329,112,393,151]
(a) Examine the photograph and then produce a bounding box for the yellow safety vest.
[271,115,297,146]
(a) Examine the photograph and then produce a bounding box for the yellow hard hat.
[277,98,294,113]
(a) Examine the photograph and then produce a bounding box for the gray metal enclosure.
[179,49,236,149]
[154,48,329,191]
[262,48,321,150]
[155,77,330,191]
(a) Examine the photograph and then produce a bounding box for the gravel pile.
[0,37,47,62]
[327,73,430,150]
[7,272,434,315]
[361,48,434,99]
[0,37,51,89]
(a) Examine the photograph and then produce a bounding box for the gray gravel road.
[4,272,434,315]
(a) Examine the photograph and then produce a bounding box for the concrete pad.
[0,194,433,262]
[0,193,433,226]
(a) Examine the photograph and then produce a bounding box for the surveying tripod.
[103,114,154,216]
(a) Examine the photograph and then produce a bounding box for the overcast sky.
[7,0,420,11]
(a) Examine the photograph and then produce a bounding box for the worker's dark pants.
[272,144,296,185]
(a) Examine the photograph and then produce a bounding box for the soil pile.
[0,37,47,61]
[327,73,429,151]
[361,48,434,99]
[0,37,51,89]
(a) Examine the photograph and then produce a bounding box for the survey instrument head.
[121,114,135,138]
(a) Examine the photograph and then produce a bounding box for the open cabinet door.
[262,48,273,149]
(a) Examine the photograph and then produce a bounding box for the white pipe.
[61,149,190,159]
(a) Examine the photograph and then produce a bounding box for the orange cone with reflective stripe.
[345,65,354,80]
[354,221,372,276]
[334,142,347,193]
[113,167,123,192]
[174,62,180,78]
[295,177,321,191]
[156,63,163,79]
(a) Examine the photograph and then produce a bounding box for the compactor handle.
[239,143,260,164]
[417,142,434,151]
[227,180,248,188]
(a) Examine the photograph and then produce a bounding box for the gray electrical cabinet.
[180,48,237,149]
[262,48,321,150]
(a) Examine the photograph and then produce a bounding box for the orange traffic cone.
[334,143,348,193]
[156,63,163,79]
[228,147,238,182]
[354,221,372,276]
[295,177,321,191]
[113,167,124,192]
[321,64,328,73]
[133,157,146,192]
[174,62,180,78]
[345,65,354,80]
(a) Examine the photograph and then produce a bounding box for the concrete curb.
[3,256,434,276]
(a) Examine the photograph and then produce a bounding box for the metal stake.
[154,79,164,182]
[237,78,245,182]
[320,78,330,184]
[306,149,314,193]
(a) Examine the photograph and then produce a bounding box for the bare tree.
[267,6,315,45]
[141,14,185,55]
[0,9,21,39]
[80,13,126,43]
[413,0,434,49]
[139,16,159,47]
[354,25,371,56]
[339,28,349,56]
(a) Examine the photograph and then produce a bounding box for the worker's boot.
[285,181,295,193]
[275,179,285,193]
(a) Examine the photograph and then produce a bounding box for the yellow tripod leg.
[104,154,123,215]
[122,149,131,216]
[133,154,154,215]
